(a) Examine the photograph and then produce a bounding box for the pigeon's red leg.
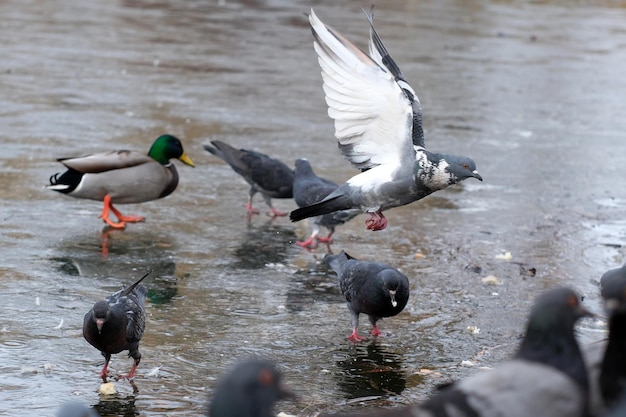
[100,355,111,382]
[99,195,126,229]
[268,207,289,217]
[365,211,387,231]
[123,357,141,380]
[371,324,382,337]
[244,203,260,215]
[347,329,367,343]
[109,201,145,224]
[297,236,318,249]
[316,232,334,244]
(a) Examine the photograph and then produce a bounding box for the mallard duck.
[47,134,195,228]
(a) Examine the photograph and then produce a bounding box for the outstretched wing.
[309,9,415,172]
[364,8,425,148]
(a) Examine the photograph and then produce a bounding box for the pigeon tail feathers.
[290,195,352,222]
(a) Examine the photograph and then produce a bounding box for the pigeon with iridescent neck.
[325,250,409,342]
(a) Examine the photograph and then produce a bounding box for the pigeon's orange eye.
[463,164,469,169]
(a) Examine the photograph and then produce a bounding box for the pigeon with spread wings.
[290,10,482,231]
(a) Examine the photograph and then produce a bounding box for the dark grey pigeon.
[586,264,626,417]
[83,271,149,382]
[204,141,294,217]
[208,358,295,417]
[293,158,361,248]
[320,287,592,417]
[325,250,409,342]
[290,10,482,231]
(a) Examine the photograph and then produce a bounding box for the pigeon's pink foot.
[121,361,140,380]
[100,360,111,382]
[347,329,367,343]
[297,236,318,249]
[365,211,387,231]
[268,207,288,217]
[244,203,260,215]
[316,233,334,244]
[371,325,382,337]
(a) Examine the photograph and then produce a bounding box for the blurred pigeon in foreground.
[293,158,360,248]
[321,287,592,417]
[83,271,150,382]
[325,251,409,342]
[290,9,481,231]
[56,402,99,417]
[204,141,294,216]
[585,264,626,417]
[208,358,295,417]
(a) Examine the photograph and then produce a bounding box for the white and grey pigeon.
[585,264,626,417]
[321,287,592,417]
[290,9,482,231]
[293,158,361,248]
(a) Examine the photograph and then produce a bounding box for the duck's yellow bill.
[179,153,195,167]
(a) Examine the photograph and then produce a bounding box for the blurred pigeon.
[208,358,295,417]
[56,402,100,417]
[320,287,592,417]
[293,158,361,248]
[204,141,294,216]
[325,250,409,342]
[290,10,482,231]
[83,271,150,382]
[586,264,626,416]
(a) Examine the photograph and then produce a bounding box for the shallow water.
[1,0,626,416]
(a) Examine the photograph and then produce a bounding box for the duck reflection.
[336,342,406,399]
[50,229,179,305]
[231,220,297,269]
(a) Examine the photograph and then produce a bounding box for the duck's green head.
[148,134,195,167]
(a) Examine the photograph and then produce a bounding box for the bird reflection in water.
[93,395,138,416]
[231,220,297,269]
[336,342,406,400]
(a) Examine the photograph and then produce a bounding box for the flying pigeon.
[208,358,295,417]
[292,158,361,248]
[204,141,294,217]
[290,9,482,231]
[586,264,626,417]
[325,250,410,342]
[320,287,592,417]
[83,271,150,382]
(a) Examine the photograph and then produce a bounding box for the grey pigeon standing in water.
[290,10,482,231]
[204,141,294,217]
[325,250,409,342]
[83,271,150,382]
[292,158,360,248]
[585,264,626,417]
[208,358,295,417]
[321,287,592,417]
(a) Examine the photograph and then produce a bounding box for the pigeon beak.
[472,170,483,182]
[96,318,105,333]
[389,290,398,308]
